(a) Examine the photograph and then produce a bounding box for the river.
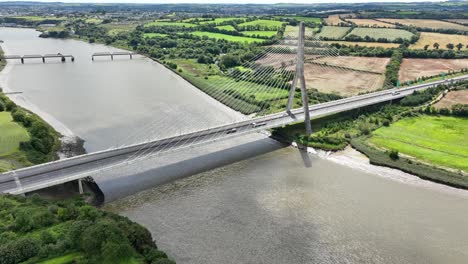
[2,27,468,264]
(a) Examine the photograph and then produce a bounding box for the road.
[1,75,466,194]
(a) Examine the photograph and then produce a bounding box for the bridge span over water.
[1,75,466,195]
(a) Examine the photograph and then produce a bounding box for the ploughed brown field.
[303,64,385,96]
[399,58,468,82]
[323,41,400,48]
[325,14,349,26]
[256,54,389,96]
[312,56,390,73]
[378,18,468,31]
[433,90,468,109]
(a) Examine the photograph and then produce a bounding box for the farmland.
[313,56,390,73]
[241,31,277,37]
[144,21,197,27]
[447,19,468,25]
[277,16,322,24]
[324,41,399,48]
[433,90,468,109]
[346,19,395,28]
[100,23,138,35]
[324,14,349,26]
[368,115,468,171]
[316,26,351,39]
[238,19,284,29]
[199,17,246,25]
[302,64,385,96]
[346,27,414,41]
[378,18,468,31]
[399,58,468,82]
[191,31,265,43]
[410,32,468,50]
[217,25,236,31]
[0,112,30,172]
[284,25,316,37]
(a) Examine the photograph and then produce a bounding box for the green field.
[368,115,468,171]
[191,31,265,43]
[170,59,288,114]
[100,23,138,36]
[241,30,277,37]
[284,25,317,37]
[316,26,351,39]
[238,19,284,29]
[144,21,197,27]
[199,17,246,25]
[85,18,102,24]
[0,112,30,156]
[347,27,414,41]
[143,33,168,38]
[216,25,237,31]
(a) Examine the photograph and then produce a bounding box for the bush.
[389,149,399,160]
[152,259,176,264]
[145,248,168,262]
[0,238,40,264]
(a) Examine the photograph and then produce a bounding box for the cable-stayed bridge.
[1,23,466,195]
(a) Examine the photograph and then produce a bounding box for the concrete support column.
[111,54,114,60]
[78,179,84,194]
[42,57,45,63]
[130,54,133,59]
[21,58,24,64]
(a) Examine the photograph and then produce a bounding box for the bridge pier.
[71,56,75,62]
[61,56,66,62]
[42,57,45,63]
[111,54,114,60]
[20,58,24,64]
[286,22,312,136]
[78,179,84,194]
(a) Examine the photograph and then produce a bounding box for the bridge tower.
[286,22,312,135]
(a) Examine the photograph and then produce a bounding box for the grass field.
[143,33,168,38]
[324,41,400,48]
[36,253,83,264]
[433,90,468,109]
[347,19,395,28]
[85,18,102,24]
[369,115,468,171]
[316,26,351,39]
[409,32,468,50]
[399,58,468,82]
[199,17,246,25]
[144,21,197,27]
[100,23,138,36]
[0,112,30,156]
[379,18,468,31]
[238,19,284,29]
[346,27,414,41]
[191,31,264,43]
[284,25,316,37]
[241,30,277,37]
[216,25,237,31]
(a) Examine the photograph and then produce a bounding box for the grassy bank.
[351,138,468,190]
[369,115,468,171]
[0,194,175,264]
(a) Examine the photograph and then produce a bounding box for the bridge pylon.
[286,22,312,136]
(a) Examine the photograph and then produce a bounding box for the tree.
[433,42,440,50]
[456,43,464,51]
[446,43,454,50]
[423,44,429,50]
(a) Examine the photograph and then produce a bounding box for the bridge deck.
[0,75,466,194]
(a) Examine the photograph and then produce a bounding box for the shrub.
[0,238,40,264]
[389,149,399,160]
[152,259,176,264]
[145,248,168,262]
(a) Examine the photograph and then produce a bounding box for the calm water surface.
[0,27,241,152]
[2,27,468,264]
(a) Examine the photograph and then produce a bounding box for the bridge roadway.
[1,75,467,194]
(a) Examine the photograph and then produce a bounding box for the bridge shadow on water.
[95,134,294,203]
